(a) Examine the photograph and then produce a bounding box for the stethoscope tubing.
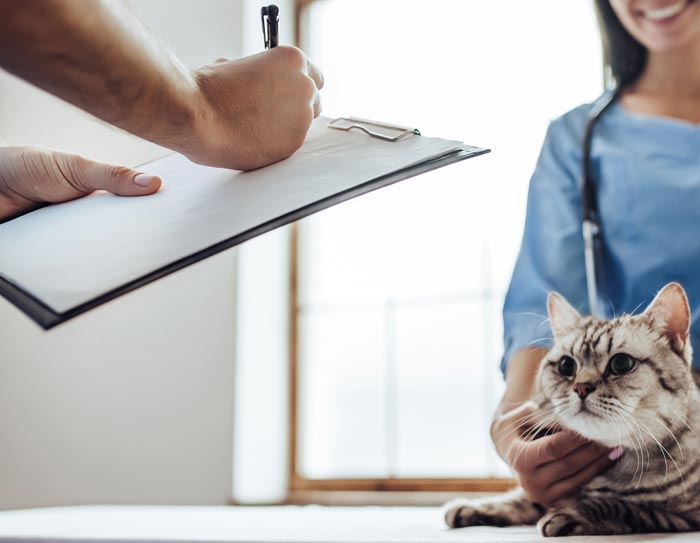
[581,89,622,317]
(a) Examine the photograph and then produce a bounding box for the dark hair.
[594,0,647,89]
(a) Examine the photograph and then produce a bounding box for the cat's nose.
[574,382,596,400]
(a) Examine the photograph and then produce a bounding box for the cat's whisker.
[606,401,662,474]
[634,415,669,479]
[634,418,685,491]
[628,299,647,316]
[516,424,544,446]
[509,414,562,468]
[527,337,554,347]
[617,417,642,485]
[490,413,539,441]
[514,311,549,321]
[491,407,560,447]
[609,412,625,459]
[623,411,652,486]
[668,412,700,442]
[619,406,683,488]
[600,407,624,453]
[603,409,638,484]
[514,416,558,457]
[638,413,684,463]
[506,419,552,466]
[607,404,653,466]
[491,405,561,444]
[611,401,686,468]
[520,419,560,447]
[612,408,645,486]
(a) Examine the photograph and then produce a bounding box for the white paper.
[0,117,465,315]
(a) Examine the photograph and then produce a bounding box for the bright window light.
[297,0,603,480]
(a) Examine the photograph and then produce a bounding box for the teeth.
[643,0,687,20]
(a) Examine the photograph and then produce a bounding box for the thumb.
[59,153,162,196]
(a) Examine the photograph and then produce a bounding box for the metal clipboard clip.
[328,117,421,142]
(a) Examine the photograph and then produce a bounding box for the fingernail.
[134,173,157,188]
[608,446,624,461]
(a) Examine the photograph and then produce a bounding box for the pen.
[261,5,279,49]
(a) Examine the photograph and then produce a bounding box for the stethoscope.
[581,89,622,318]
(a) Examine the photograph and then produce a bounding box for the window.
[291,0,603,492]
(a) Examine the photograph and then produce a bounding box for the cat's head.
[537,282,694,447]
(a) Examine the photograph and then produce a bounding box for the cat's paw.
[444,499,480,528]
[538,510,592,537]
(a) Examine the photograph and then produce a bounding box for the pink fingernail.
[134,173,157,187]
[608,446,624,461]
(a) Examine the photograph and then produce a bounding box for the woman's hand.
[491,401,619,507]
[0,146,161,222]
[493,349,622,507]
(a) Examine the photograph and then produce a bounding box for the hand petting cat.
[490,400,618,508]
[0,146,161,222]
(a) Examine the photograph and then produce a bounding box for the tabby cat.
[445,282,700,536]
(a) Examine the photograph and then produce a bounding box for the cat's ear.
[547,292,582,338]
[643,282,690,354]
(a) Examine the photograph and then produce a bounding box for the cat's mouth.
[547,395,640,445]
[576,404,589,414]
[554,399,633,446]
[576,402,598,416]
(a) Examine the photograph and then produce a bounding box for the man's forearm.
[1,0,324,170]
[0,0,202,151]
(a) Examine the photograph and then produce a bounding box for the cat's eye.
[609,353,636,376]
[557,356,577,378]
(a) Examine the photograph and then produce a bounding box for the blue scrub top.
[502,93,700,374]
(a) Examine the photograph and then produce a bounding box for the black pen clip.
[261,5,279,49]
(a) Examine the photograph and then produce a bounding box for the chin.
[559,410,633,448]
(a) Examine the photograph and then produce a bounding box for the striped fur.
[445,283,700,536]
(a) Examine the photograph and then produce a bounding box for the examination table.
[0,505,696,542]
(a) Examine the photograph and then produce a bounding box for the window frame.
[288,218,514,494]
[288,0,515,496]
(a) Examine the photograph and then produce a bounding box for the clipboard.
[0,116,489,329]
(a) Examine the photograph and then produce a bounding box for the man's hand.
[187,47,324,170]
[0,2,323,173]
[0,146,161,222]
[491,402,621,507]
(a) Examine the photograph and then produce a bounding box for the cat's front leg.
[538,507,595,537]
[538,498,700,537]
[444,489,545,528]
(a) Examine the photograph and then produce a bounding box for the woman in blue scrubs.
[492,0,700,507]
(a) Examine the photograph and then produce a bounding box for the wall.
[0,0,244,509]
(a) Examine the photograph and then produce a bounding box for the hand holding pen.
[182,5,323,170]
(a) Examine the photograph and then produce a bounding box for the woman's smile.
[635,0,692,22]
[612,0,700,52]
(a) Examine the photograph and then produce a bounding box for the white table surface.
[0,505,696,543]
